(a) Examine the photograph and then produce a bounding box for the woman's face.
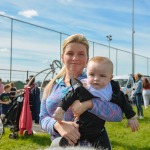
[134,74,139,80]
[62,42,88,77]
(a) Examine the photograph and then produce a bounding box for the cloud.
[0,11,6,15]
[0,48,9,52]
[18,9,38,18]
[58,0,73,4]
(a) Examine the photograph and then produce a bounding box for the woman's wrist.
[83,99,93,110]
[54,121,59,133]
[54,120,65,133]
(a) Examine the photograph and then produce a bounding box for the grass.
[0,106,150,150]
[106,106,150,150]
[0,130,51,150]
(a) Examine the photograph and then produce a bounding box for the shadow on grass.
[138,116,150,122]
[111,141,150,150]
[19,133,51,147]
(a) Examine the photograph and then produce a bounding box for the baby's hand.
[5,101,10,105]
[127,115,139,132]
[52,107,65,122]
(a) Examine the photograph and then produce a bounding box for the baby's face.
[87,61,113,90]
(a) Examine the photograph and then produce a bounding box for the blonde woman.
[39,34,123,150]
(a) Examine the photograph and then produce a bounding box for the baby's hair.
[87,56,113,73]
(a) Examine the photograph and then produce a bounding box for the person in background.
[133,73,144,119]
[9,82,17,102]
[142,77,150,109]
[28,75,41,124]
[0,84,11,119]
[25,79,30,87]
[0,78,4,115]
[0,78,4,95]
[40,34,123,150]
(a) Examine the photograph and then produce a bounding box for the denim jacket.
[133,79,142,96]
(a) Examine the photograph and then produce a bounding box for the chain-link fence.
[0,14,150,83]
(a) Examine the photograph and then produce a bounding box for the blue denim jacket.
[133,79,142,96]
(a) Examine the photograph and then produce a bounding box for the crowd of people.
[0,76,41,125]
[130,73,150,119]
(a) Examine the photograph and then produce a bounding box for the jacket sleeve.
[39,85,59,138]
[120,91,136,119]
[89,98,123,122]
[110,80,136,119]
[40,99,58,136]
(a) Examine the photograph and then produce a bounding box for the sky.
[0,0,150,81]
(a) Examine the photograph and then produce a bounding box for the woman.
[40,34,123,149]
[142,77,150,109]
[133,73,144,119]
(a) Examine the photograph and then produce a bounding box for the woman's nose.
[72,55,78,61]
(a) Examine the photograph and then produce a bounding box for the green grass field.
[106,106,150,150]
[1,106,150,150]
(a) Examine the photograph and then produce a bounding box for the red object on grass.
[19,86,33,135]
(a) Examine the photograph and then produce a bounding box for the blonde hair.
[43,34,89,100]
[9,82,15,87]
[87,56,113,74]
[135,73,142,79]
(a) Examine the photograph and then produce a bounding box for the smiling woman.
[39,34,123,150]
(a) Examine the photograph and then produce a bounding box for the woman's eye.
[67,53,73,55]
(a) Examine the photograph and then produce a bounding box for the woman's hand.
[71,100,93,117]
[54,121,80,145]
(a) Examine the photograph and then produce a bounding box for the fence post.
[60,33,62,62]
[116,49,118,76]
[93,42,94,57]
[10,18,13,82]
[27,70,29,80]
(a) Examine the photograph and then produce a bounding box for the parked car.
[113,74,135,101]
